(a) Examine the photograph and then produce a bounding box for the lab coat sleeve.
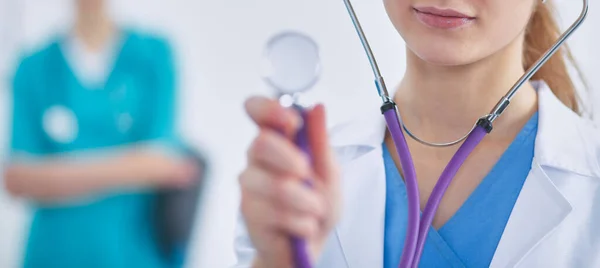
[8,57,48,159]
[232,212,258,268]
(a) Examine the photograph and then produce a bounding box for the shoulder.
[549,115,600,179]
[14,40,60,73]
[11,40,61,94]
[122,28,174,57]
[570,116,600,177]
[535,81,600,180]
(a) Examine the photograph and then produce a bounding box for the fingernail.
[276,109,291,127]
[313,103,325,114]
[282,109,302,131]
[245,96,259,111]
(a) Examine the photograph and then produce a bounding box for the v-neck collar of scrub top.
[52,29,131,92]
[60,30,125,90]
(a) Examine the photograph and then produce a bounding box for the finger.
[248,128,312,178]
[307,104,339,183]
[245,96,302,136]
[239,167,326,217]
[241,196,319,238]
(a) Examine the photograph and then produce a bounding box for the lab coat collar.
[327,80,599,268]
[532,81,600,177]
[329,106,387,150]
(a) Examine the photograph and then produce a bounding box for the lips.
[414,7,474,18]
[413,6,475,30]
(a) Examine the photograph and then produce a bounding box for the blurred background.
[0,0,598,267]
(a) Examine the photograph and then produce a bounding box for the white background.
[0,1,598,267]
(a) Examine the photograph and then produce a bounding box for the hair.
[524,0,586,114]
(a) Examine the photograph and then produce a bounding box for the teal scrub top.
[10,29,180,268]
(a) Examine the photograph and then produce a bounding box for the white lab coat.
[233,81,600,268]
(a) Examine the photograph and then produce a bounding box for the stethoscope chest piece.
[43,105,79,144]
[262,31,321,106]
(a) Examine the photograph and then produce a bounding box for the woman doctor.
[234,0,600,267]
[3,0,196,267]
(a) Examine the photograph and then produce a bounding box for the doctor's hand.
[240,97,341,268]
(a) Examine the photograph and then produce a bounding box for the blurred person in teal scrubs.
[2,0,197,267]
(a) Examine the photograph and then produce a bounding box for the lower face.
[383,0,537,66]
[76,0,105,13]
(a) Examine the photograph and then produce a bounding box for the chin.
[413,49,475,66]
[406,37,481,66]
[78,0,104,11]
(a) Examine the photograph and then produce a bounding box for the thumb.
[306,104,338,184]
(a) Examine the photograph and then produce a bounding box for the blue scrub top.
[383,112,538,268]
[10,29,180,268]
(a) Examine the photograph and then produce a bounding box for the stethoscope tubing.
[382,105,421,267]
[289,105,314,268]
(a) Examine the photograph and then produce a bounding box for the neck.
[395,38,537,143]
[74,8,115,52]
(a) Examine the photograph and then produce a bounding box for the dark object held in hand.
[154,145,208,266]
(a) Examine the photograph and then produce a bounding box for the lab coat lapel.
[490,82,582,267]
[489,162,572,268]
[329,110,388,268]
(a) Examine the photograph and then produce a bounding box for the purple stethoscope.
[261,0,589,267]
